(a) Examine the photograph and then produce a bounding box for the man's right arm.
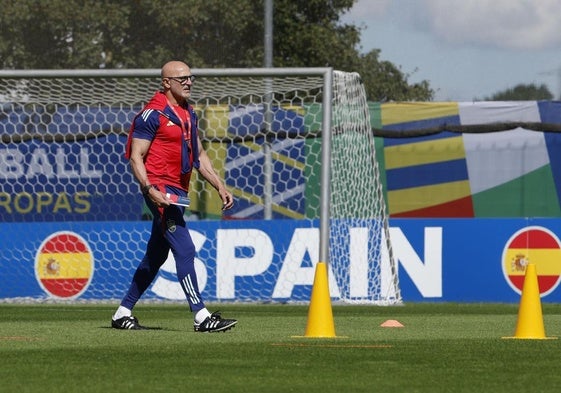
[129,138,170,207]
[129,138,152,192]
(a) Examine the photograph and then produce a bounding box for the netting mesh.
[330,71,401,304]
[0,69,399,304]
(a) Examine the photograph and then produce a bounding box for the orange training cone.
[504,263,553,340]
[304,262,336,338]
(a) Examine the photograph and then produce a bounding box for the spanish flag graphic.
[503,227,561,296]
[35,232,94,299]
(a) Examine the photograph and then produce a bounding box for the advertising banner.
[2,218,561,303]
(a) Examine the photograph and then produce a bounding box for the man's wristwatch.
[141,184,154,195]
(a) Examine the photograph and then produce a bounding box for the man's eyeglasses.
[166,75,196,84]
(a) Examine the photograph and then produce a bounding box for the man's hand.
[146,187,171,208]
[219,188,234,210]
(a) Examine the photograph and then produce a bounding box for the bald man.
[113,61,237,332]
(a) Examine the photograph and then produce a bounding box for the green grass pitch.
[1,303,561,393]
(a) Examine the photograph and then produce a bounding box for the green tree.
[0,0,130,68]
[120,1,265,68]
[356,50,433,101]
[0,0,433,101]
[484,83,554,101]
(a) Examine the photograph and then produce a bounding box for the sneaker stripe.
[194,314,237,332]
[112,316,146,330]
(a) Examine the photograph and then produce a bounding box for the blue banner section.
[0,135,140,222]
[3,218,561,302]
[391,218,561,302]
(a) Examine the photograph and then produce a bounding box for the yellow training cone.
[304,262,336,338]
[503,263,555,340]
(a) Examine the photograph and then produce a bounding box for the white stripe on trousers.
[182,274,201,305]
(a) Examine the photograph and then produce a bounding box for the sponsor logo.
[167,219,177,233]
[34,231,94,299]
[502,226,561,297]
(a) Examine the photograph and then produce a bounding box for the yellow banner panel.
[381,102,459,126]
[388,180,471,215]
[384,136,466,170]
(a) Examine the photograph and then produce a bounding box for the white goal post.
[0,67,401,305]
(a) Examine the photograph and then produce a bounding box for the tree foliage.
[484,84,554,101]
[0,0,433,101]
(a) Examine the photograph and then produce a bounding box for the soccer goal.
[0,68,400,305]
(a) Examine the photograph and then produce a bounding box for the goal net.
[330,71,400,304]
[0,68,400,305]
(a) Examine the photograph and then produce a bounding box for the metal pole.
[263,0,274,219]
[319,68,333,264]
[0,68,332,78]
[264,0,273,67]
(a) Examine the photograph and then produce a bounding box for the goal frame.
[0,67,400,304]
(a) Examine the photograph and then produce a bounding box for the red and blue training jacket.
[125,91,200,191]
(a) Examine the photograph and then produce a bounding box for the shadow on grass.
[99,326,167,331]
